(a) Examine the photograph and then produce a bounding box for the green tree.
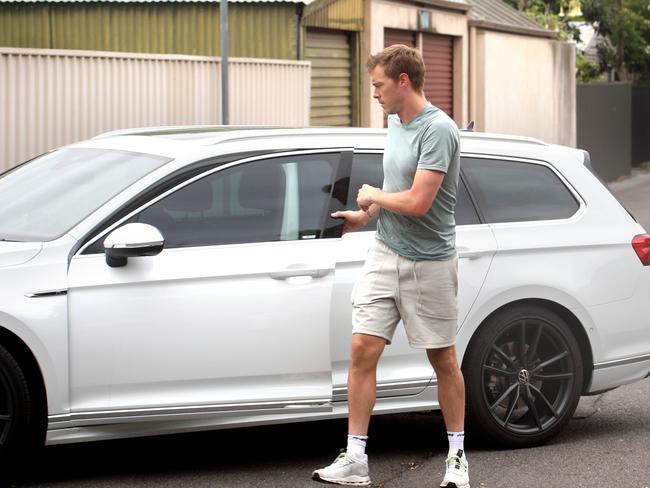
[581,0,650,83]
[503,0,581,39]
[576,52,604,82]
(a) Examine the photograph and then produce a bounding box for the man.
[312,45,469,488]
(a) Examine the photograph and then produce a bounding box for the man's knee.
[427,346,461,377]
[350,333,385,371]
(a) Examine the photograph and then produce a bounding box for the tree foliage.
[504,0,650,83]
[581,0,650,82]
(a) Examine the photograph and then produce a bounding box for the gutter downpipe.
[220,0,229,125]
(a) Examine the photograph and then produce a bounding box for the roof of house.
[467,0,557,38]
[0,0,313,3]
[1,0,557,38]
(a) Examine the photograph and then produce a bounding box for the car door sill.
[49,398,333,428]
[332,378,435,402]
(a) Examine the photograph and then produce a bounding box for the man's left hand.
[357,184,380,210]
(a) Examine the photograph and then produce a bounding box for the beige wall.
[0,48,311,171]
[362,0,469,128]
[470,29,576,146]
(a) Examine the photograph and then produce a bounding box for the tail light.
[632,234,650,266]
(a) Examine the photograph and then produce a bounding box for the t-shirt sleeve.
[417,121,458,174]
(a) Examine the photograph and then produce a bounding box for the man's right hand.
[331,209,370,235]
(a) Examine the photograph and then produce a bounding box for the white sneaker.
[312,451,371,486]
[440,449,470,488]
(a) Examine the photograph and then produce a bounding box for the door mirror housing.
[103,223,164,268]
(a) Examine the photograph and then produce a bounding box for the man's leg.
[314,241,398,485]
[426,345,465,433]
[427,345,470,488]
[311,333,385,486]
[348,333,386,436]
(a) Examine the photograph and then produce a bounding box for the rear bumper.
[587,353,650,393]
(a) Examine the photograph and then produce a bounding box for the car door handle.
[269,268,331,280]
[457,247,491,260]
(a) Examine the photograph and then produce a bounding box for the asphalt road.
[8,379,650,488]
[7,166,650,488]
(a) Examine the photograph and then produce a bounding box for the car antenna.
[462,121,475,132]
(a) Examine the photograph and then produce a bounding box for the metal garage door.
[383,29,417,126]
[422,33,453,117]
[306,28,352,126]
[384,28,416,48]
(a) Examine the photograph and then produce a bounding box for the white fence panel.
[229,58,311,126]
[0,48,311,171]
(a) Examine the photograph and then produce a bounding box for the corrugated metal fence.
[0,48,311,171]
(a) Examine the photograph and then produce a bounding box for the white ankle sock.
[346,434,368,459]
[447,431,465,456]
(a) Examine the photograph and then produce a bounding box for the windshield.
[0,148,171,241]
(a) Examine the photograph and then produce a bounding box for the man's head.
[366,44,425,114]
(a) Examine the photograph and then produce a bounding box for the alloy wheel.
[480,316,577,435]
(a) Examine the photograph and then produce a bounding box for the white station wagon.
[1,127,649,466]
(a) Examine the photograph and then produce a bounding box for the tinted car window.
[350,153,480,228]
[349,153,384,231]
[456,178,480,225]
[462,157,579,223]
[134,153,339,248]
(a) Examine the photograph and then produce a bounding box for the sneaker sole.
[312,473,371,486]
[440,483,470,488]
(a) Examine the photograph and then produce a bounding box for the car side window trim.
[348,150,383,233]
[77,148,354,256]
[322,150,353,238]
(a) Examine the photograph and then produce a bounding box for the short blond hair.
[366,44,425,92]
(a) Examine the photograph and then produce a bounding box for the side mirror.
[103,223,164,268]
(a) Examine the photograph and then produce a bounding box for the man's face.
[370,65,402,115]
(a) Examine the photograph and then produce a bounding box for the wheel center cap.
[518,369,530,384]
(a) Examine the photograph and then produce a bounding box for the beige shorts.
[351,240,458,349]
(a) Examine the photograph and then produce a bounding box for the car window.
[456,177,481,225]
[461,157,579,223]
[349,152,480,228]
[0,148,170,242]
[349,153,384,231]
[133,153,340,248]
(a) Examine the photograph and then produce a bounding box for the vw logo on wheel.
[518,369,530,384]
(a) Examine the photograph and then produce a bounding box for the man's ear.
[398,72,410,87]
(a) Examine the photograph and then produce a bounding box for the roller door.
[306,28,352,126]
[384,28,416,48]
[422,33,453,117]
[383,29,417,126]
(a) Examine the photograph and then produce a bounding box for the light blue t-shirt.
[376,103,460,261]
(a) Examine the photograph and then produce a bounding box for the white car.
[1,127,649,466]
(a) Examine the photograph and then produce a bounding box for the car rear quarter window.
[462,157,579,223]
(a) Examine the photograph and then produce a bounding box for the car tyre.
[0,344,38,474]
[463,304,583,448]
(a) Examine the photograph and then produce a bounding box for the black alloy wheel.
[0,365,14,445]
[463,305,583,447]
[0,344,34,468]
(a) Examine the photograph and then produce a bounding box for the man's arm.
[357,168,445,217]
